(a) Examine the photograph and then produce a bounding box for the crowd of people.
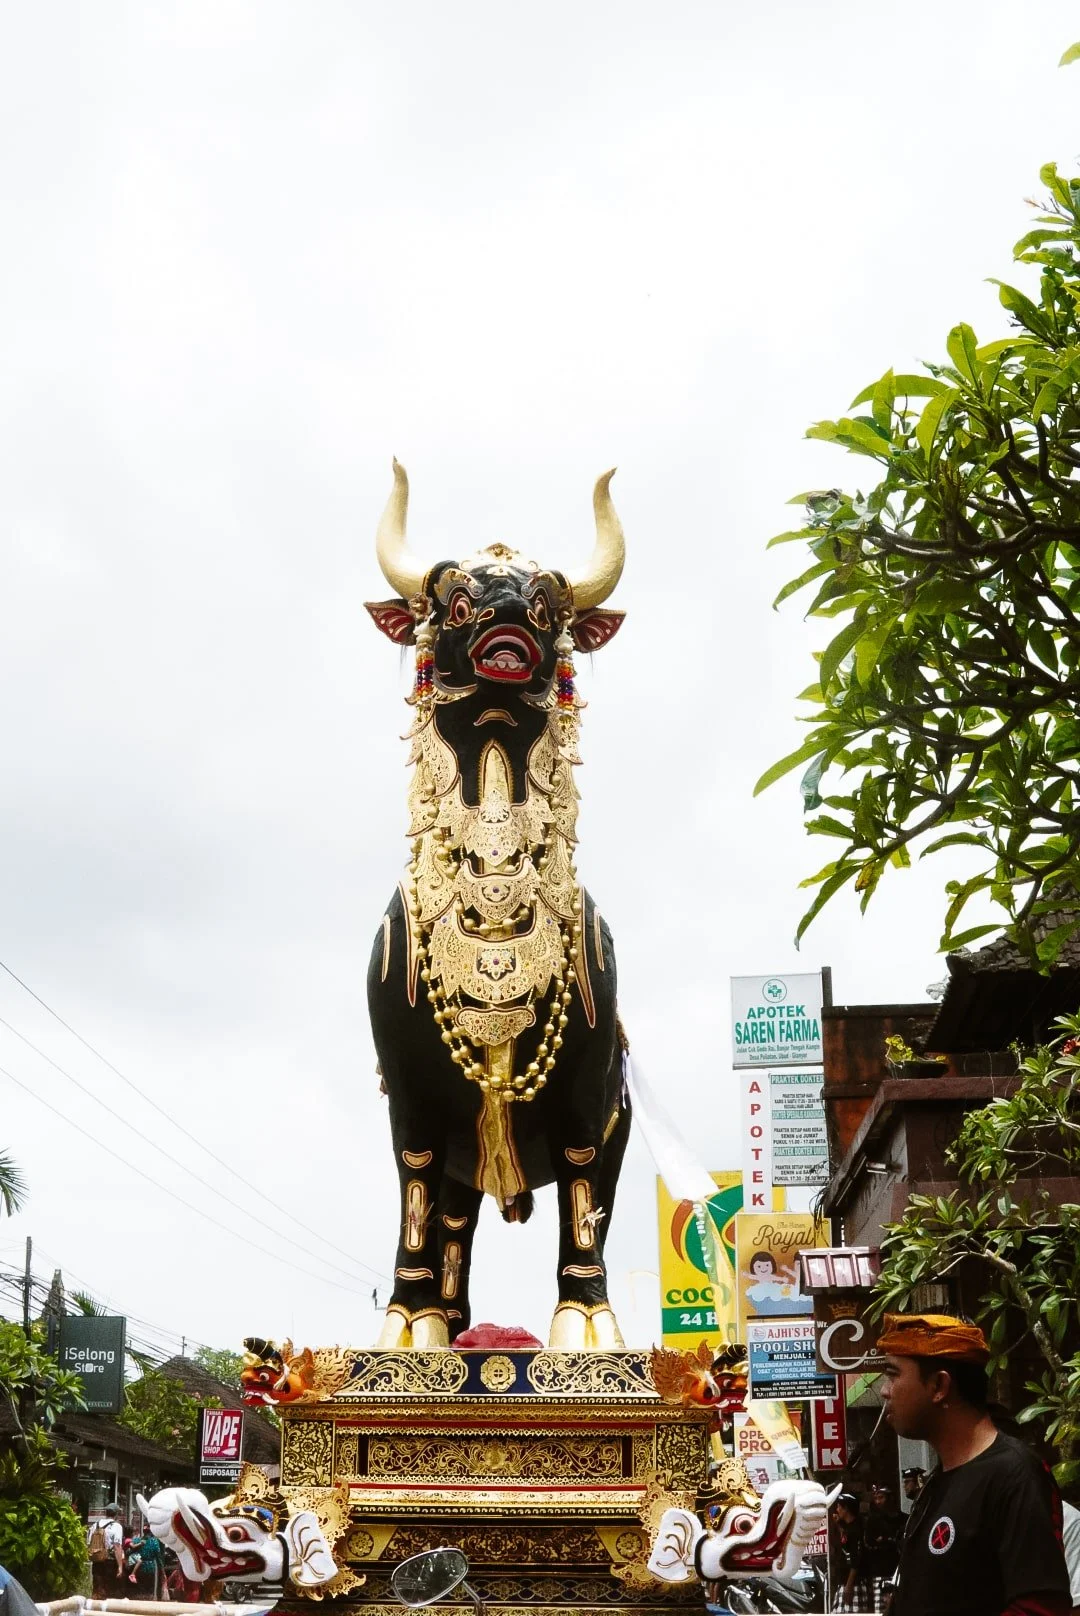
[87,1504,190,1602]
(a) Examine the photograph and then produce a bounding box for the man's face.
[903,1475,921,1500]
[871,1488,889,1511]
[881,1354,939,1439]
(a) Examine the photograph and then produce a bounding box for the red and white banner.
[739,1073,773,1211]
[810,1394,848,1471]
[198,1407,244,1483]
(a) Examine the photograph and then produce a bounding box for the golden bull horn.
[376,458,431,601]
[375,461,625,609]
[564,469,625,610]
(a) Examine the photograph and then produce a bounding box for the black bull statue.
[365,462,632,1350]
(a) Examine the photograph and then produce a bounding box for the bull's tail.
[501,1191,534,1224]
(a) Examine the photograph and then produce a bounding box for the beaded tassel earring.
[409,617,435,715]
[555,626,579,754]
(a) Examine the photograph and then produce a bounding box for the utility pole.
[22,1235,32,1337]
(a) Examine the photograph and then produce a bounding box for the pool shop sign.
[731,973,824,1068]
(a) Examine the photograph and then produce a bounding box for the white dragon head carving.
[137,1486,338,1589]
[648,1478,841,1587]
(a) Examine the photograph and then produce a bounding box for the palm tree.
[0,1152,26,1218]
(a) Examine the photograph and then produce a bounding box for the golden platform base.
[276,1348,709,1612]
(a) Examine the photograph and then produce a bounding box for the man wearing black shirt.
[879,1312,1070,1616]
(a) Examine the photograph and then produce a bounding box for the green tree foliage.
[0,1491,89,1601]
[193,1345,244,1388]
[875,1012,1080,1481]
[118,1367,215,1456]
[760,163,1080,963]
[0,1321,89,1597]
[0,1153,26,1218]
[0,1320,85,1475]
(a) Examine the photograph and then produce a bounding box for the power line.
[0,1009,389,1289]
[0,1060,382,1300]
[0,956,392,1285]
[0,1267,183,1367]
[28,1243,215,1356]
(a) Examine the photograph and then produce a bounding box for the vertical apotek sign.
[197,1407,244,1485]
[731,974,824,1068]
[58,1315,126,1413]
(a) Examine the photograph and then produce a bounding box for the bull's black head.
[365,463,626,687]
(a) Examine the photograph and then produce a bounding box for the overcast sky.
[0,2,1077,1359]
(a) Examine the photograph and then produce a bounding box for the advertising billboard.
[731,974,824,1068]
[197,1407,244,1485]
[57,1315,126,1414]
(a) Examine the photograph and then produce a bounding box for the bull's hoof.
[548,1301,625,1350]
[375,1304,451,1349]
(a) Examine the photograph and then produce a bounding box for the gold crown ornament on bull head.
[364,462,632,1351]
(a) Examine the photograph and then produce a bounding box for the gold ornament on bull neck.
[403,648,585,1105]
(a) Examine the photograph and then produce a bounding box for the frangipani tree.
[760,159,1080,966]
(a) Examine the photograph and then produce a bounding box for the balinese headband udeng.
[878,1312,990,1365]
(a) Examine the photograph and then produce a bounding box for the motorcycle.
[704,1563,827,1613]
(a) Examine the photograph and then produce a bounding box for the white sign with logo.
[769,1070,828,1185]
[731,975,824,1068]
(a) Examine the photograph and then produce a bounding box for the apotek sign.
[198,1408,244,1485]
[731,974,824,1068]
[811,1396,848,1471]
[58,1315,126,1413]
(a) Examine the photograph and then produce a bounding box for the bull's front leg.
[436,1177,483,1341]
[547,1084,625,1352]
[376,1096,451,1349]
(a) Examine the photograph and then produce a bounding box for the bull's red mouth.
[469,625,542,683]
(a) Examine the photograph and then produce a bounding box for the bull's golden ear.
[572,608,625,652]
[365,599,416,644]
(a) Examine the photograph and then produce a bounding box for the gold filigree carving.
[428,909,563,1004]
[381,1524,610,1566]
[395,1266,433,1281]
[442,1213,469,1230]
[594,907,605,970]
[478,1354,517,1392]
[380,915,390,981]
[565,1146,596,1165]
[526,1351,656,1397]
[335,1431,359,1480]
[281,1421,334,1486]
[411,831,456,923]
[335,1350,468,1396]
[655,1422,708,1491]
[562,1263,603,1278]
[455,1006,536,1045]
[402,1149,432,1168]
[538,835,579,920]
[366,1433,623,1482]
[455,860,539,922]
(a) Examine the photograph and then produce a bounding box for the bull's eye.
[446,590,474,628]
[529,592,551,632]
